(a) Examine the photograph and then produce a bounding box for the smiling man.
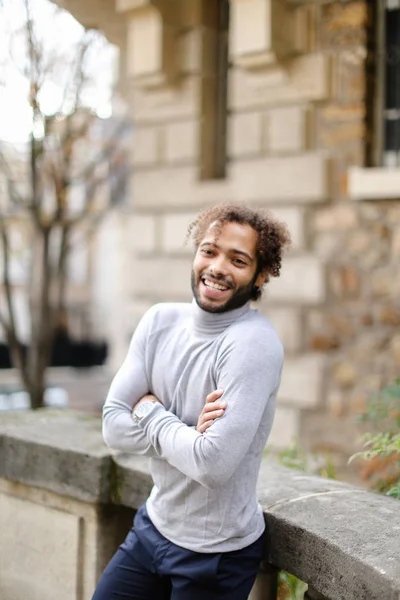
[93,204,291,600]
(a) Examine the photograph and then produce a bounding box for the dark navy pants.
[92,504,265,600]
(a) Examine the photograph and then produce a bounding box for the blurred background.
[0,0,399,487]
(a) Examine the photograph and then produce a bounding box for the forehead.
[200,221,258,255]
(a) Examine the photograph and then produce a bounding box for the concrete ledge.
[0,411,112,503]
[1,411,399,600]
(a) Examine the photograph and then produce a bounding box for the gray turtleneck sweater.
[102,301,283,553]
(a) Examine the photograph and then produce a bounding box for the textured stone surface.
[132,256,192,300]
[309,196,400,432]
[267,206,306,251]
[132,153,330,208]
[229,54,332,110]
[268,106,307,153]
[164,120,199,163]
[279,354,326,408]
[131,214,157,253]
[267,405,300,449]
[132,126,160,167]
[160,212,198,253]
[261,306,303,353]
[268,256,326,304]
[0,494,80,600]
[228,111,264,157]
[1,411,399,600]
[0,411,111,503]
[259,468,400,600]
[56,0,397,474]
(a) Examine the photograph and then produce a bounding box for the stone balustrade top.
[1,410,399,600]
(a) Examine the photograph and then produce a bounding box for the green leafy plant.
[350,378,400,499]
[277,440,337,480]
[278,571,308,600]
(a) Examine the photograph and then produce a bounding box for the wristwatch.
[132,401,157,423]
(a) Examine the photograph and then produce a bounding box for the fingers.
[196,389,227,433]
[197,419,214,434]
[205,389,224,404]
[198,408,225,433]
[203,391,226,415]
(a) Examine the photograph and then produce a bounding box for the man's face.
[191,221,266,313]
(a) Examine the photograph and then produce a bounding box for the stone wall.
[115,0,334,454]
[54,0,399,472]
[117,0,374,466]
[1,411,399,600]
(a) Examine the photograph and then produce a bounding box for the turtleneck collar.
[191,298,251,337]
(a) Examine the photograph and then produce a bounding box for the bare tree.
[0,0,129,408]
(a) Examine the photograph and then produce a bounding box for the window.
[200,0,229,180]
[368,0,400,166]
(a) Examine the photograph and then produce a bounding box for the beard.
[191,270,258,314]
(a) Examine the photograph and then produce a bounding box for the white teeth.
[203,279,229,291]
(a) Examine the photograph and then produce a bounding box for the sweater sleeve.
[138,329,283,487]
[102,307,158,457]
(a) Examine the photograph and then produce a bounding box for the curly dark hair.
[187,203,291,300]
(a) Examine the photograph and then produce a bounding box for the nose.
[210,255,228,277]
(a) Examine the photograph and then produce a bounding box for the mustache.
[201,273,234,289]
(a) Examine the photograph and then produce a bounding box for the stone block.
[228,111,264,157]
[330,266,361,299]
[131,214,157,253]
[131,153,329,208]
[230,153,329,203]
[392,226,400,256]
[129,75,201,123]
[0,412,110,503]
[268,106,307,153]
[268,256,326,304]
[267,405,300,449]
[230,0,297,69]
[161,212,198,253]
[165,120,199,163]
[126,6,162,78]
[132,257,192,300]
[229,53,332,110]
[320,1,367,48]
[267,206,305,250]
[133,127,160,166]
[332,362,357,390]
[261,306,302,353]
[180,29,202,73]
[278,354,326,408]
[0,493,80,600]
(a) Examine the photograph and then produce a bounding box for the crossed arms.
[102,312,283,488]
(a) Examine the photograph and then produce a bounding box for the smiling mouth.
[201,277,231,292]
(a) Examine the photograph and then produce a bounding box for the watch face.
[136,401,155,419]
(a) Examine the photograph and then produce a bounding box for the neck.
[191,299,251,336]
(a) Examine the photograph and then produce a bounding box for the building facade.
[57,0,400,471]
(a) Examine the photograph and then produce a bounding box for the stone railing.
[0,411,399,600]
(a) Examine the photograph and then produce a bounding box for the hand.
[132,394,161,417]
[196,389,226,434]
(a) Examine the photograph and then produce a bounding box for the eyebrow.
[200,242,254,263]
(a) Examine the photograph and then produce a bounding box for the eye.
[233,258,246,266]
[201,249,214,256]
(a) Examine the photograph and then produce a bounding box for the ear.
[255,269,269,288]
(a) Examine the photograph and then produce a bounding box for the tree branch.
[0,149,28,209]
[0,212,27,377]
